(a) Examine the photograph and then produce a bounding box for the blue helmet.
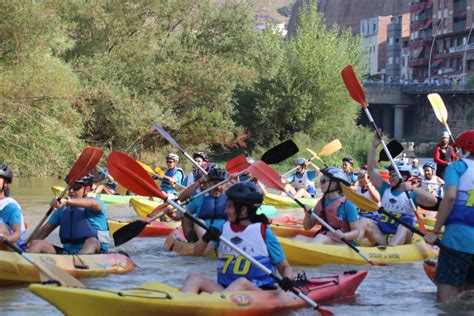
[388,161,412,177]
[423,162,436,170]
[75,173,94,186]
[294,158,306,165]
[320,166,351,186]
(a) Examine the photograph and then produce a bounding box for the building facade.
[360,16,392,80]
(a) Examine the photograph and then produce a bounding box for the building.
[409,0,434,80]
[386,13,411,81]
[360,16,392,80]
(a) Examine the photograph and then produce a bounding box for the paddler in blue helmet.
[283,157,319,198]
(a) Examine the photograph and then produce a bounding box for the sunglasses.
[166,160,175,163]
[320,178,330,185]
[71,183,86,191]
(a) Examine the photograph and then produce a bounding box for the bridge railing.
[363,82,474,94]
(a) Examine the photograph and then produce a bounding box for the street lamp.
[428,16,444,81]
[462,23,474,86]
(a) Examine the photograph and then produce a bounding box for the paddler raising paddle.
[283,158,319,198]
[424,130,474,303]
[0,163,27,251]
[181,182,294,293]
[28,174,110,254]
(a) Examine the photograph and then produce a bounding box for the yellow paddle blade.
[154,167,165,176]
[341,184,379,213]
[137,161,155,176]
[427,93,448,125]
[318,139,342,157]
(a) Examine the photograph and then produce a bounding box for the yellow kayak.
[278,236,437,266]
[263,192,320,209]
[51,186,148,205]
[0,251,136,285]
[30,270,367,315]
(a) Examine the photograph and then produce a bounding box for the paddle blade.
[261,140,299,164]
[341,184,379,212]
[107,151,167,200]
[152,123,182,151]
[341,65,368,109]
[226,154,249,173]
[113,220,147,246]
[154,166,165,176]
[248,161,285,191]
[427,93,448,125]
[378,140,404,162]
[65,147,104,186]
[137,161,155,176]
[318,139,342,157]
[317,306,334,316]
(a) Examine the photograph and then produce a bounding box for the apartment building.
[360,16,392,80]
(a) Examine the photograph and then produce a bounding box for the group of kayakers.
[0,129,473,305]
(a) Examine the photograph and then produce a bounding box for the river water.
[1,177,473,315]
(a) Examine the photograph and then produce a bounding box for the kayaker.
[183,151,209,187]
[295,167,360,245]
[160,153,185,197]
[342,157,357,185]
[283,158,319,198]
[421,162,444,198]
[365,133,437,246]
[0,163,27,251]
[181,181,294,293]
[28,174,110,254]
[411,159,423,178]
[356,169,381,219]
[181,167,230,242]
[434,131,456,179]
[424,130,474,303]
[92,168,117,195]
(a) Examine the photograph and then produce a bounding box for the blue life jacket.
[198,194,228,223]
[59,206,98,245]
[160,168,184,194]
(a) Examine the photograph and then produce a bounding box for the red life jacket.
[315,196,351,233]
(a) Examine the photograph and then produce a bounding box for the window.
[389,38,394,45]
[395,57,400,64]
[395,38,400,44]
[388,57,393,65]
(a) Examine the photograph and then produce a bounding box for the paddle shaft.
[155,173,186,190]
[166,198,325,311]
[281,157,318,178]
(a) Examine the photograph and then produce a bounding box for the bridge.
[363,83,474,141]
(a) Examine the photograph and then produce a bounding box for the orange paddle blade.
[341,65,368,109]
[248,160,285,191]
[65,147,104,186]
[226,154,249,173]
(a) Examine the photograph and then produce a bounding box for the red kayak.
[108,219,181,237]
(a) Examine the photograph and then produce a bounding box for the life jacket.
[377,187,415,235]
[315,196,351,233]
[421,177,444,198]
[0,197,26,248]
[217,222,275,288]
[446,159,474,227]
[291,171,315,194]
[160,168,184,193]
[198,194,228,223]
[355,187,380,219]
[439,144,454,164]
[59,205,109,245]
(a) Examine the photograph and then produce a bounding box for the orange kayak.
[423,260,436,283]
[108,219,181,238]
[269,216,320,238]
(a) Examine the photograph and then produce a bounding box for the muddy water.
[1,177,473,315]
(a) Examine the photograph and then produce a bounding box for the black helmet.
[320,166,351,186]
[207,167,228,181]
[342,157,354,165]
[193,151,208,162]
[226,182,263,206]
[0,163,13,183]
[75,173,94,186]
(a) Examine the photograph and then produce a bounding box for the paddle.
[427,93,455,143]
[340,184,472,265]
[378,140,404,162]
[153,123,208,175]
[107,152,332,315]
[281,139,341,177]
[341,65,427,233]
[112,140,298,246]
[26,147,104,244]
[248,160,386,267]
[3,240,86,287]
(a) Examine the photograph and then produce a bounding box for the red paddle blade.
[65,147,104,186]
[341,65,368,109]
[317,306,334,316]
[248,160,285,191]
[226,154,249,173]
[106,151,167,200]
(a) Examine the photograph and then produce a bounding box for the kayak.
[263,192,320,209]
[164,218,321,256]
[0,251,136,285]
[278,236,437,266]
[108,219,181,237]
[51,186,149,205]
[423,260,436,283]
[130,197,278,218]
[30,270,367,315]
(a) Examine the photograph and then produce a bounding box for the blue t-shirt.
[322,197,359,223]
[440,160,474,253]
[48,198,109,252]
[186,195,226,232]
[160,168,184,195]
[345,172,357,184]
[0,200,25,248]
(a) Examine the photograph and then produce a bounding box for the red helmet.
[454,130,474,152]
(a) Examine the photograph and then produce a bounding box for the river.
[1,177,473,315]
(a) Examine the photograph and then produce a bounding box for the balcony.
[409,58,429,67]
[449,43,474,53]
[453,21,467,32]
[453,0,467,12]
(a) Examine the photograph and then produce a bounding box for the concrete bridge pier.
[393,104,408,139]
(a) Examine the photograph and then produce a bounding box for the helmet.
[246,157,256,164]
[226,182,263,206]
[441,131,450,138]
[454,130,474,153]
[388,161,412,177]
[423,162,436,170]
[207,167,229,181]
[192,151,207,162]
[342,157,354,165]
[412,159,419,163]
[320,166,351,186]
[294,158,306,165]
[166,153,179,162]
[0,163,13,183]
[75,173,94,186]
